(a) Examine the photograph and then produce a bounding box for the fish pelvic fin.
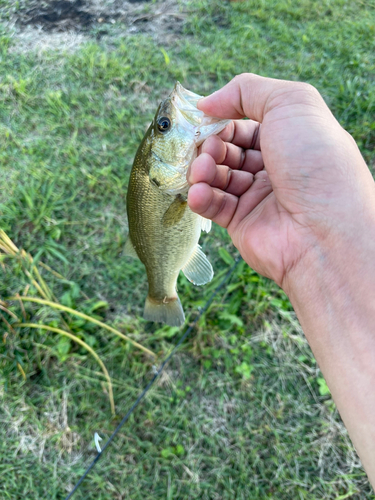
[182,245,213,285]
[201,216,212,233]
[144,295,185,327]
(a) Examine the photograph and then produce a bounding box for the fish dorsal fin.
[162,195,187,228]
[124,236,139,259]
[182,245,213,285]
[201,217,211,233]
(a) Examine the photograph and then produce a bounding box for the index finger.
[218,119,261,151]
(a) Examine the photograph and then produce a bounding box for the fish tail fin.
[144,295,185,327]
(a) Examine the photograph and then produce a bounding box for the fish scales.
[126,82,229,327]
[127,144,201,301]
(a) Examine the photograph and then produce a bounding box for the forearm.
[284,228,375,487]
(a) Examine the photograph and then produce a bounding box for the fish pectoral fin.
[182,245,213,286]
[162,195,187,228]
[124,236,139,259]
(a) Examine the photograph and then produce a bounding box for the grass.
[0,0,375,498]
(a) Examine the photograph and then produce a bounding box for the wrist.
[282,208,375,403]
[283,221,375,340]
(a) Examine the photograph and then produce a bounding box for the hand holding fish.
[188,73,375,488]
[187,73,375,289]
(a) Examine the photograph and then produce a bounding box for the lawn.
[0,0,375,498]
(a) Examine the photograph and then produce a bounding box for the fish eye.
[157,117,171,133]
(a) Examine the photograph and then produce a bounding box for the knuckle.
[267,81,324,112]
[236,72,253,81]
[296,82,324,105]
[298,81,318,94]
[216,192,229,218]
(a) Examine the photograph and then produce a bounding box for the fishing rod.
[63,256,241,499]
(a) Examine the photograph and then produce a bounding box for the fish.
[125,82,229,327]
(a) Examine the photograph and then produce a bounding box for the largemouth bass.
[126,82,229,327]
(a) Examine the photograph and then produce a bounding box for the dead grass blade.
[11,296,155,358]
[14,322,115,415]
[0,303,20,321]
[1,230,155,358]
[0,313,17,335]
[0,229,19,253]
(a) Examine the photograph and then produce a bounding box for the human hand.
[187,74,375,290]
[188,74,375,487]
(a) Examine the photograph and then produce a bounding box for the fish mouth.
[170,82,230,146]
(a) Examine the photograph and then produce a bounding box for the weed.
[0,0,374,497]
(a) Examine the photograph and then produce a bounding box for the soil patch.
[3,0,186,53]
[14,0,184,34]
[23,0,96,31]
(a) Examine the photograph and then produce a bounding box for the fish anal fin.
[144,295,185,327]
[162,195,187,228]
[182,245,213,286]
[124,236,139,259]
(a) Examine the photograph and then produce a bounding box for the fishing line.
[63,255,241,500]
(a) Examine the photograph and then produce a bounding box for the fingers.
[198,135,226,164]
[231,171,273,228]
[218,119,261,150]
[188,153,255,196]
[187,171,273,230]
[198,73,325,123]
[188,152,260,197]
[188,183,238,228]
[196,135,264,174]
[224,147,263,174]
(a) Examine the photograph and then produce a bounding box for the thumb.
[198,73,324,123]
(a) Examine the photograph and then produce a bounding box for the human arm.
[187,73,375,486]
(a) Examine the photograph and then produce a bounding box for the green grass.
[1,0,375,498]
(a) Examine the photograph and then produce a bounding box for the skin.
[186,73,375,488]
